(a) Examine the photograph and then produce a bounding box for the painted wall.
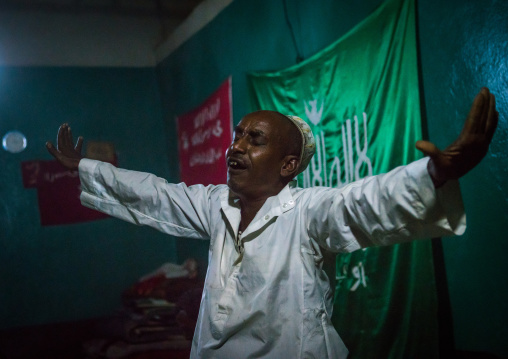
[418,1,508,355]
[156,0,507,356]
[0,8,183,330]
[0,66,177,329]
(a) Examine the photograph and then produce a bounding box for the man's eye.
[252,138,265,145]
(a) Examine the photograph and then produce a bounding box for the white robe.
[78,157,465,358]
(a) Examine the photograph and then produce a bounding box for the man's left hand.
[416,87,499,187]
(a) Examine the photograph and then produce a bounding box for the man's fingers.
[46,141,61,159]
[415,140,440,158]
[68,126,75,148]
[486,109,499,142]
[480,88,491,127]
[58,123,73,150]
[75,136,84,154]
[63,124,73,149]
[57,123,66,150]
[485,92,498,140]
[464,89,487,134]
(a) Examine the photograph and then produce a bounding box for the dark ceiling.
[0,0,204,21]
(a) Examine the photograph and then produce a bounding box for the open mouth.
[228,158,247,171]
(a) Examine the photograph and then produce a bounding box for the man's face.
[225,112,289,200]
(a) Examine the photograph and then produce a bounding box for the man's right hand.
[46,123,83,171]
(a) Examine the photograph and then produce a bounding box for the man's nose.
[229,138,246,153]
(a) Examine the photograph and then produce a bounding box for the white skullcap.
[284,115,316,175]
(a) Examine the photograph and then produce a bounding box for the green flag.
[248,0,439,357]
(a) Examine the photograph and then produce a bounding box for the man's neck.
[232,179,290,232]
[239,197,267,232]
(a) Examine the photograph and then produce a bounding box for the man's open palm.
[416,87,498,186]
[46,123,83,170]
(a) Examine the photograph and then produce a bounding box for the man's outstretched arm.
[307,87,498,251]
[45,123,215,239]
[46,123,83,170]
[416,87,499,187]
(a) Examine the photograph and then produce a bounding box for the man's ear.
[280,155,300,178]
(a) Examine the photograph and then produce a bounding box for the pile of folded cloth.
[83,259,203,358]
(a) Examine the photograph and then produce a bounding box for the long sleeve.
[78,158,221,239]
[305,157,466,252]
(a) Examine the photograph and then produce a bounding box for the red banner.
[176,77,233,185]
[22,160,109,226]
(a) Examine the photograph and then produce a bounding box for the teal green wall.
[418,1,508,355]
[156,0,507,356]
[0,67,177,329]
